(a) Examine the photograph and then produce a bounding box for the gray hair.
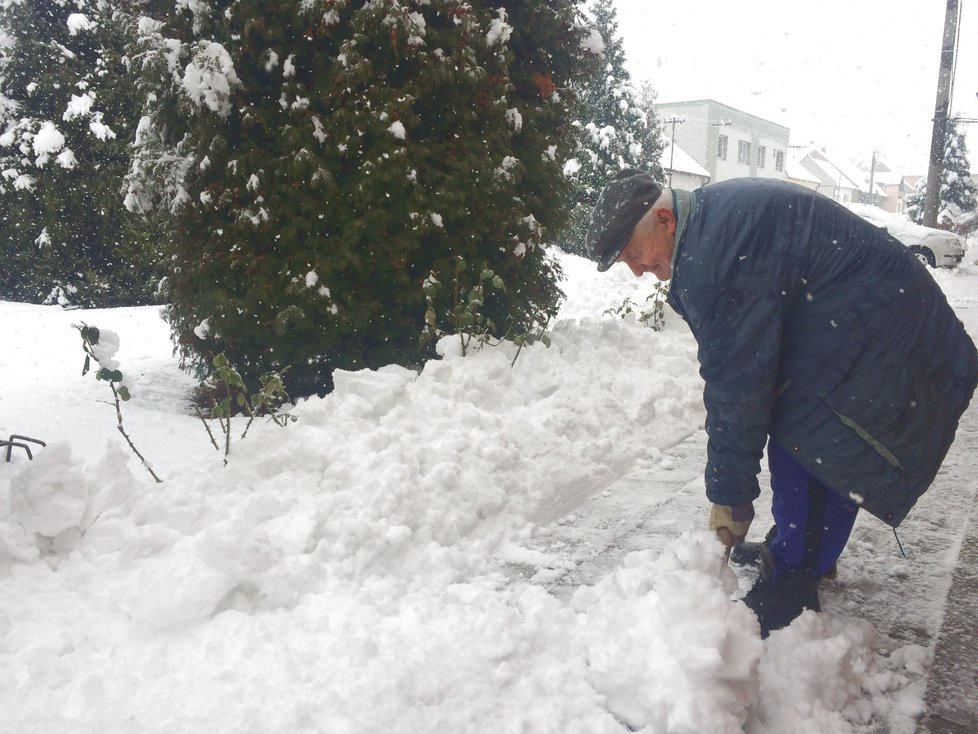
[636,188,673,228]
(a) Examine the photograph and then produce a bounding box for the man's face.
[616,207,677,281]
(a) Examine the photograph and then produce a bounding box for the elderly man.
[587,169,978,636]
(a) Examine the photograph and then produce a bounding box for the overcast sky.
[613,0,978,174]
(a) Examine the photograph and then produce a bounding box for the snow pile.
[3,312,704,598]
[750,614,929,733]
[574,532,764,733]
[8,443,92,540]
[0,249,958,732]
[0,256,716,732]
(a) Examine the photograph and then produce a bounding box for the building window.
[774,149,785,171]
[717,135,728,161]
[737,140,751,164]
[757,146,766,168]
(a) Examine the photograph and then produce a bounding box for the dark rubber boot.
[730,524,838,580]
[729,539,775,579]
[729,525,778,579]
[742,571,821,638]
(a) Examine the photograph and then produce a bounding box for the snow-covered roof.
[785,155,821,185]
[792,149,864,191]
[868,168,903,187]
[660,137,710,178]
[837,160,891,199]
[837,161,873,192]
[795,155,836,187]
[789,148,919,200]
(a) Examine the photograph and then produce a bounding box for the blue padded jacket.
[667,178,978,526]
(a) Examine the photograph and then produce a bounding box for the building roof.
[867,168,903,187]
[790,149,866,192]
[785,156,821,185]
[656,98,790,136]
[661,137,710,178]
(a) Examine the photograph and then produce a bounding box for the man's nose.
[627,261,644,277]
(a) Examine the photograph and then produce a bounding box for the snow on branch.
[182,42,241,118]
[486,8,512,47]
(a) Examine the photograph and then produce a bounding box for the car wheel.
[909,246,936,268]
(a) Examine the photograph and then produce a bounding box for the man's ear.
[655,206,677,234]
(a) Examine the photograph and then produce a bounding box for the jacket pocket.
[823,349,959,475]
[830,411,903,469]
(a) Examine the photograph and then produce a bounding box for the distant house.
[844,159,907,211]
[785,156,821,191]
[660,137,711,190]
[655,99,790,184]
[788,150,917,211]
[862,165,905,212]
[881,174,922,215]
[787,149,867,204]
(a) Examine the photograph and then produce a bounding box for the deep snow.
[1,249,977,733]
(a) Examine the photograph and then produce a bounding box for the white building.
[655,99,790,183]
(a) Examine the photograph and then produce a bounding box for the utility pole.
[867,150,878,207]
[662,116,685,187]
[924,0,960,227]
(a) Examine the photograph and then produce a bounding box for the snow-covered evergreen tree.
[128,0,595,396]
[557,0,665,256]
[905,119,977,229]
[904,177,926,225]
[0,0,161,307]
[938,119,977,226]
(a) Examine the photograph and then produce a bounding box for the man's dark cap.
[586,168,663,272]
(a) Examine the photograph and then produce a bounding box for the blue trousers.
[767,440,859,578]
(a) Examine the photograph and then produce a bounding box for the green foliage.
[75,322,161,483]
[77,323,293,473]
[195,353,296,467]
[557,0,666,256]
[0,1,163,307]
[508,315,553,368]
[422,255,554,365]
[604,281,669,331]
[128,0,594,397]
[494,1,598,237]
[422,256,504,357]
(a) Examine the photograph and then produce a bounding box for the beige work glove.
[709,502,755,552]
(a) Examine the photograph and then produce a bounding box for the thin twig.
[110,384,162,484]
[241,414,256,441]
[194,407,220,452]
[239,393,255,441]
[223,382,232,466]
[223,413,231,467]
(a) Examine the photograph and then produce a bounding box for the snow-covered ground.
[1,249,976,733]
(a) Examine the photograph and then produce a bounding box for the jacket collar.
[670,188,695,274]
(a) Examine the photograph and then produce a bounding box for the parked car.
[846,203,967,268]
